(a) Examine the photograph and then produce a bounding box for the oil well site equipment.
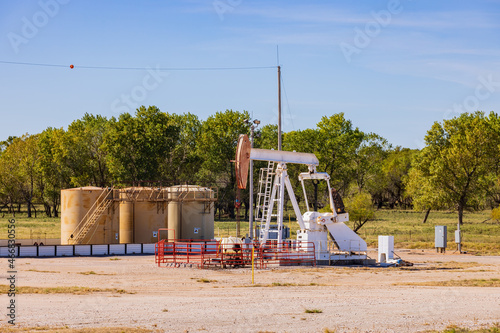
[157,134,370,268]
[61,185,217,245]
[234,134,368,265]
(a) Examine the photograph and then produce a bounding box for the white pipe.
[285,174,305,230]
[326,179,337,218]
[250,148,319,166]
[300,178,309,211]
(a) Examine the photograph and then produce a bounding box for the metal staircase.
[68,187,114,244]
[255,161,275,225]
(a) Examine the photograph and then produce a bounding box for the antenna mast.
[278,65,282,151]
[277,46,282,151]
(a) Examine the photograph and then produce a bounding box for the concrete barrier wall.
[39,246,56,256]
[74,245,91,256]
[109,244,125,255]
[126,244,141,254]
[0,243,156,258]
[20,246,37,257]
[56,245,74,257]
[143,244,155,254]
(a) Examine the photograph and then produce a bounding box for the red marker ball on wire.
[70,64,74,69]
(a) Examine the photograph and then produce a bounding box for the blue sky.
[1,0,499,149]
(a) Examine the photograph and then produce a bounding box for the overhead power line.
[0,60,276,71]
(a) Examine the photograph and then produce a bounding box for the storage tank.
[61,185,214,245]
[119,200,134,244]
[119,187,168,243]
[61,187,117,245]
[167,185,215,240]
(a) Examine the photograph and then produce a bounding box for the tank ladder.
[68,187,115,244]
[255,161,276,226]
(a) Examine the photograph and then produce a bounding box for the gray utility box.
[256,224,290,240]
[435,225,447,252]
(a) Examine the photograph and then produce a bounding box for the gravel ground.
[1,249,499,332]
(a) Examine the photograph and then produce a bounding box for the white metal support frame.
[235,134,367,263]
[260,163,306,244]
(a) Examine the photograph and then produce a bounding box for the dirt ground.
[1,249,499,333]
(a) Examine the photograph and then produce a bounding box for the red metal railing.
[155,239,218,268]
[155,239,316,269]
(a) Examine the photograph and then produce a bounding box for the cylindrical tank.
[168,185,214,240]
[61,185,214,245]
[119,200,134,244]
[133,187,168,243]
[61,187,107,245]
[118,187,168,243]
[167,188,181,241]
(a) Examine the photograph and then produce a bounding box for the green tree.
[0,136,17,154]
[0,137,23,213]
[106,106,179,183]
[196,109,250,218]
[406,111,500,225]
[162,112,202,183]
[254,124,278,150]
[37,127,71,216]
[283,128,323,211]
[0,135,41,217]
[491,205,500,221]
[63,114,111,187]
[353,133,389,193]
[369,147,416,209]
[316,113,364,195]
[345,191,375,233]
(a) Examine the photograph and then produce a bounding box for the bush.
[492,206,500,221]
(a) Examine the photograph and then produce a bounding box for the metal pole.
[236,187,240,237]
[278,65,282,151]
[277,166,285,249]
[249,125,255,239]
[251,246,255,284]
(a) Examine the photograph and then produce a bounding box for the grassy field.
[1,207,499,255]
[214,209,499,255]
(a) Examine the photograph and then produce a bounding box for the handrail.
[68,187,113,243]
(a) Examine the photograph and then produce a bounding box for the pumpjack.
[235,134,368,264]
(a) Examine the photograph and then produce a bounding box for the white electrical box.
[455,230,461,243]
[435,225,447,248]
[378,235,394,263]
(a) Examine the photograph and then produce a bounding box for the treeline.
[0,106,499,224]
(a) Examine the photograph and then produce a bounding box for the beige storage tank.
[167,188,181,241]
[61,185,214,245]
[167,185,215,240]
[61,187,118,245]
[119,200,134,244]
[119,187,168,243]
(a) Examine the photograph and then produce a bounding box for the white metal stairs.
[255,161,275,225]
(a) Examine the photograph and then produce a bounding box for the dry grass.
[396,261,481,271]
[27,269,60,273]
[238,282,327,288]
[0,326,156,333]
[196,278,217,283]
[77,271,115,276]
[434,261,480,269]
[0,284,133,295]
[426,323,500,332]
[4,206,499,255]
[397,278,500,287]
